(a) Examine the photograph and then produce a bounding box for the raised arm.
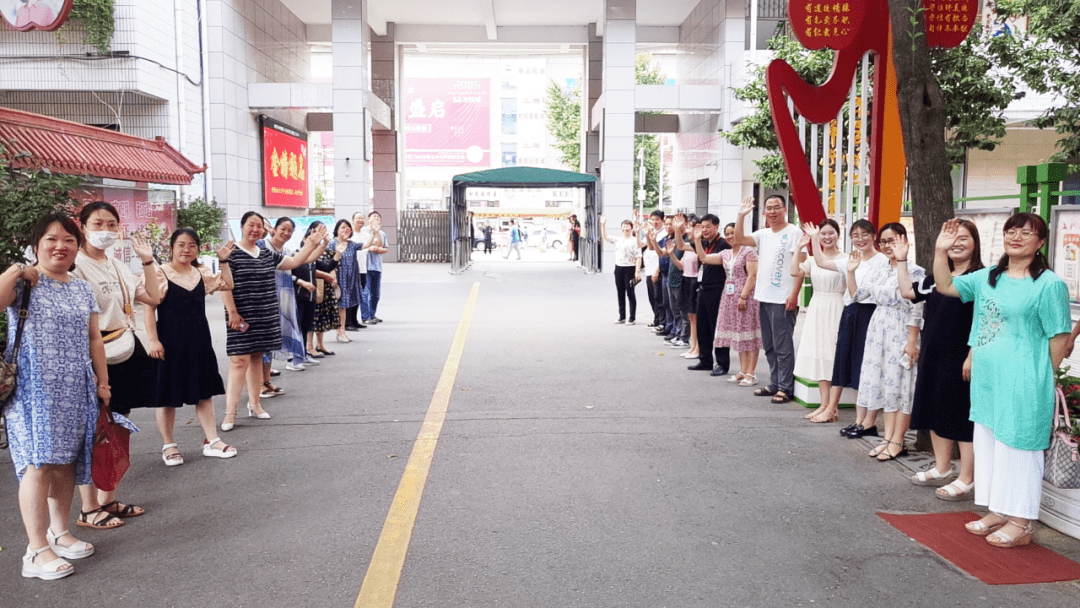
[730,197,758,247]
[845,249,862,298]
[132,234,163,306]
[599,214,614,244]
[932,220,963,299]
[893,236,917,300]
[280,224,328,271]
[791,232,810,278]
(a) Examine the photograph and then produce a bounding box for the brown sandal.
[76,507,125,530]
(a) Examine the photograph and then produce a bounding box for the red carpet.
[877,511,1080,585]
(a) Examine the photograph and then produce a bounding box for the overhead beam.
[479,0,497,40]
[395,24,589,44]
[367,2,387,37]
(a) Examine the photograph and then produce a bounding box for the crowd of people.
[1,204,388,580]
[602,198,1074,550]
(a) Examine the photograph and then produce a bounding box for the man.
[360,211,389,324]
[639,210,667,330]
[731,195,804,403]
[345,211,368,330]
[687,214,731,374]
[483,223,494,254]
[663,214,690,348]
[504,220,523,260]
[570,214,581,262]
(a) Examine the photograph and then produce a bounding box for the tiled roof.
[0,107,205,185]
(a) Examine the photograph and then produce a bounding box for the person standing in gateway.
[731,195,805,404]
[360,211,388,324]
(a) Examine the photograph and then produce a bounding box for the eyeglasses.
[878,238,897,246]
[764,206,785,212]
[1004,229,1036,239]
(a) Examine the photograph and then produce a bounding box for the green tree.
[991,0,1080,171]
[545,81,581,171]
[0,146,85,268]
[176,197,226,253]
[635,53,667,210]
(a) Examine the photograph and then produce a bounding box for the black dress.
[909,274,975,442]
[154,273,226,408]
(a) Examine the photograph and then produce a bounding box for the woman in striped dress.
[219,212,326,431]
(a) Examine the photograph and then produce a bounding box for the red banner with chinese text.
[790,1,867,50]
[262,117,309,209]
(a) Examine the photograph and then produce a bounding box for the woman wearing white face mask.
[69,201,163,528]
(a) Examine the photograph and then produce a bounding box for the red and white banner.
[1,0,73,31]
[262,117,309,209]
[404,78,490,167]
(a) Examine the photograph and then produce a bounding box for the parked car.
[527,228,563,250]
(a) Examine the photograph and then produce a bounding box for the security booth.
[449,166,598,274]
[0,107,205,272]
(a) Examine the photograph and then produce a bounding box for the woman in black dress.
[145,229,237,464]
[294,222,345,359]
[902,219,983,500]
[219,212,325,431]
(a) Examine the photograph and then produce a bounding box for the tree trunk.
[887,0,956,268]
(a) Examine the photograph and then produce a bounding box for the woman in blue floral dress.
[2,213,113,580]
[331,219,362,343]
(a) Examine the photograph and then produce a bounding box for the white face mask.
[87,231,119,249]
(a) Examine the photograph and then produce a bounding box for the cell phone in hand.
[237,321,249,333]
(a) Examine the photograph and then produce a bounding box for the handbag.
[92,401,132,492]
[102,259,136,365]
[1044,386,1080,489]
[0,282,31,450]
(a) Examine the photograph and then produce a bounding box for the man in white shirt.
[731,195,805,403]
[640,210,668,331]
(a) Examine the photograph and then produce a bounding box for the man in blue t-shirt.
[504,220,523,260]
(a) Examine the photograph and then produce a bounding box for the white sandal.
[738,374,758,387]
[161,443,184,467]
[936,478,975,502]
[22,545,74,580]
[46,528,94,559]
[910,466,955,487]
[203,437,238,459]
[727,373,745,383]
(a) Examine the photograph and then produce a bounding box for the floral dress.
[5,276,100,484]
[715,246,762,352]
[855,260,925,414]
[333,238,362,309]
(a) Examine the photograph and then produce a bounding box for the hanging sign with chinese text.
[1,0,73,31]
[261,116,309,209]
[404,78,490,167]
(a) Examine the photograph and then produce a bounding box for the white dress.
[855,260,925,413]
[793,255,847,381]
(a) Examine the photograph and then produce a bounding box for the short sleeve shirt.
[751,225,803,304]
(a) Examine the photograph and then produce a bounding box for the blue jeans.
[361,270,382,320]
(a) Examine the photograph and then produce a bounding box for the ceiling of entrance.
[280,0,701,27]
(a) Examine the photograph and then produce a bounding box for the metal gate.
[399,210,452,263]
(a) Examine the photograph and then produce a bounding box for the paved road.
[2,259,1080,607]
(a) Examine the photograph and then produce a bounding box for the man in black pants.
[687,214,731,374]
[570,214,581,261]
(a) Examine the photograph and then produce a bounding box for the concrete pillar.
[713,0,748,223]
[585,23,602,176]
[370,23,399,261]
[600,0,637,272]
[332,0,370,222]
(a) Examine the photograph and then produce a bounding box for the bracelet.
[142,260,154,266]
[218,258,229,264]
[98,384,111,390]
[896,259,907,262]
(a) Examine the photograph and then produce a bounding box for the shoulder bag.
[1,280,32,449]
[101,259,137,365]
[1044,386,1080,489]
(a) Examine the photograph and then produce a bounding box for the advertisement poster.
[1,0,72,31]
[404,78,490,167]
[1053,208,1080,304]
[957,208,1013,270]
[262,116,309,209]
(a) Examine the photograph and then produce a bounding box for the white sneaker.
[285,362,306,372]
[304,354,321,365]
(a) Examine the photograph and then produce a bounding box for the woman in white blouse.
[600,215,642,325]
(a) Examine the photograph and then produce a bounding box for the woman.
[827,220,889,439]
[2,212,111,580]
[715,222,761,386]
[331,219,363,342]
[219,212,326,431]
[793,221,846,421]
[263,217,320,371]
[934,215,1070,548]
[145,228,237,465]
[853,223,925,461]
[312,231,342,355]
[294,222,344,359]
[71,201,163,526]
[680,216,701,359]
[599,214,642,324]
[903,219,982,500]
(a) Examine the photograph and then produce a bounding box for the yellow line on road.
[355,282,481,608]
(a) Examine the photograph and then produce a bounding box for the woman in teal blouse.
[932,214,1072,548]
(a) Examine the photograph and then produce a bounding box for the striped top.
[225,243,285,356]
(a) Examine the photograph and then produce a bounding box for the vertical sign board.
[261,115,309,209]
[404,78,490,167]
[1,0,73,31]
